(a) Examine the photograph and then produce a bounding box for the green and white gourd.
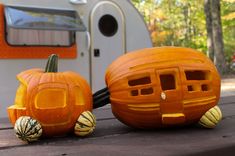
[14,116,42,142]
[74,111,96,136]
[198,106,222,128]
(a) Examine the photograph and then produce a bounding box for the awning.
[4,6,86,31]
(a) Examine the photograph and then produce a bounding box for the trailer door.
[156,68,185,125]
[90,1,125,92]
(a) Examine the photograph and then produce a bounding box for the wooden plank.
[0,129,28,148]
[0,113,234,156]
[0,106,123,148]
[219,96,235,105]
[0,96,235,155]
[93,105,115,120]
[0,117,130,148]
[0,106,114,129]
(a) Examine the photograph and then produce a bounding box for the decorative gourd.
[74,111,96,136]
[94,47,222,129]
[8,54,95,138]
[199,106,222,128]
[14,116,42,142]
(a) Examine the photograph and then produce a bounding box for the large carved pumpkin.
[8,54,94,137]
[94,47,222,129]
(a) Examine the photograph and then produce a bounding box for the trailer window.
[160,74,176,91]
[74,86,85,106]
[141,88,153,95]
[128,74,154,96]
[99,14,118,37]
[201,84,210,91]
[131,90,138,96]
[185,71,209,80]
[187,85,193,91]
[35,89,67,109]
[185,70,211,92]
[14,83,27,107]
[128,76,151,86]
[130,88,154,96]
[4,6,86,46]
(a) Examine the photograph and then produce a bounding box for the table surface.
[0,77,235,156]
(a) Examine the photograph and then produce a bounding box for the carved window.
[128,74,153,96]
[159,74,176,91]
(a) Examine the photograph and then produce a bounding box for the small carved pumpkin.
[8,54,93,137]
[94,47,222,129]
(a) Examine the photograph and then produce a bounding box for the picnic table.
[0,78,235,156]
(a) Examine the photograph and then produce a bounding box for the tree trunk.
[204,0,227,74]
[211,0,227,74]
[204,0,214,61]
[183,4,191,46]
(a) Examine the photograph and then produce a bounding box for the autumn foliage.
[131,0,235,68]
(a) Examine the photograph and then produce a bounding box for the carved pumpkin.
[8,54,93,137]
[94,47,222,129]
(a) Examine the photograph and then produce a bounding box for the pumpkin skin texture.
[14,116,42,142]
[95,47,221,129]
[8,54,93,137]
[74,111,96,136]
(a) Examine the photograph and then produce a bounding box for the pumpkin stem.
[45,54,58,73]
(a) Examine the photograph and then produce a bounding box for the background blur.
[131,0,235,73]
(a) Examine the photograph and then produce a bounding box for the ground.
[0,76,235,156]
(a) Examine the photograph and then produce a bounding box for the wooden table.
[0,96,235,156]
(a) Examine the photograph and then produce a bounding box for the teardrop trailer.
[93,47,222,128]
[0,0,152,118]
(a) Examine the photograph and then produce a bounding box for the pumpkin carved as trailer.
[94,47,222,129]
[8,54,96,142]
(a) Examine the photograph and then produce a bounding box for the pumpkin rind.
[8,54,93,137]
[74,111,96,136]
[100,47,221,128]
[14,116,42,142]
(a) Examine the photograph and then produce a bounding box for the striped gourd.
[199,106,222,128]
[14,116,42,142]
[74,111,96,136]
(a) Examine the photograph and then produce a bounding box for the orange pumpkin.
[8,54,92,137]
[94,47,221,129]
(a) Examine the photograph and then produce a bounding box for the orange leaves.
[223,12,235,20]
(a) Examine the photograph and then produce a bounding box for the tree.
[131,0,234,73]
[204,0,227,74]
[221,0,235,66]
[204,0,214,61]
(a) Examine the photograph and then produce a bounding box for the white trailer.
[0,0,152,117]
